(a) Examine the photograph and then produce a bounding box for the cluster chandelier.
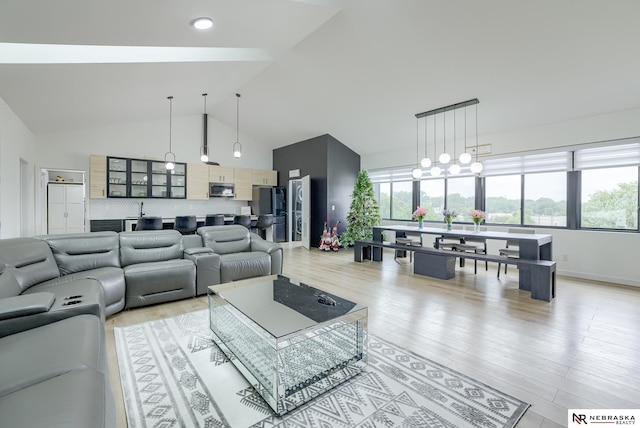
[412,98,482,179]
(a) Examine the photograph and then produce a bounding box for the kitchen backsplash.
[88,198,246,219]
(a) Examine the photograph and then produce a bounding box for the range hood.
[202,113,220,166]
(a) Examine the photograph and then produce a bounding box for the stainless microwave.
[209,183,235,197]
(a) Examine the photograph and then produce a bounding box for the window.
[581,166,638,230]
[447,176,475,221]
[376,182,391,219]
[485,175,521,224]
[419,178,445,221]
[391,181,413,220]
[524,172,567,227]
[368,136,640,232]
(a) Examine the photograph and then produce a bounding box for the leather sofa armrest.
[250,236,283,275]
[0,293,55,321]
[250,235,282,255]
[184,247,215,257]
[184,253,221,295]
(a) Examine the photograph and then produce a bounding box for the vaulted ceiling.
[1,0,639,156]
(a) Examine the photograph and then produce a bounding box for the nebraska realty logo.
[569,409,639,425]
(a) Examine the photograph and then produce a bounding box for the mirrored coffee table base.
[208,275,368,415]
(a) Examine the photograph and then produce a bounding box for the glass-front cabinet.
[131,160,149,197]
[106,156,186,199]
[107,157,128,197]
[170,163,186,198]
[151,161,168,197]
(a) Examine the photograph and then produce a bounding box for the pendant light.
[449,108,461,175]
[438,108,451,164]
[164,96,176,171]
[232,93,242,158]
[412,118,423,178]
[469,102,483,173]
[200,93,209,162]
[420,114,432,168]
[459,105,472,164]
[430,110,442,177]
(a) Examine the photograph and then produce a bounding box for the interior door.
[47,184,67,234]
[287,179,298,243]
[65,184,85,233]
[288,176,311,247]
[301,175,310,249]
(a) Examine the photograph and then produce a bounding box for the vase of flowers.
[412,206,427,228]
[470,209,485,232]
[442,209,456,231]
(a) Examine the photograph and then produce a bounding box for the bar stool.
[233,215,252,229]
[135,216,163,231]
[174,215,197,235]
[205,214,225,226]
[254,214,274,239]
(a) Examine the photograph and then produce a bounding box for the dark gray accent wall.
[273,134,360,245]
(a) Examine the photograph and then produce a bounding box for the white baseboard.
[557,269,640,288]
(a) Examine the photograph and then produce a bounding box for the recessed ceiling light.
[191,17,214,30]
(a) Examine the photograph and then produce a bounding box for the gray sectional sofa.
[0,225,282,428]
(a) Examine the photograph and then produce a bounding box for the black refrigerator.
[251,187,286,242]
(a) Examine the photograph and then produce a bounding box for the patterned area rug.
[114,310,529,428]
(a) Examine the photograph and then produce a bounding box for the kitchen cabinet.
[252,169,278,186]
[107,157,128,197]
[102,156,185,198]
[186,163,210,200]
[150,161,186,198]
[90,155,107,198]
[48,183,85,234]
[209,165,234,183]
[233,167,253,201]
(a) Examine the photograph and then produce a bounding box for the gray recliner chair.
[185,225,283,295]
[119,230,196,309]
[0,238,105,337]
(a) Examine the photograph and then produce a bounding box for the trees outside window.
[581,167,638,230]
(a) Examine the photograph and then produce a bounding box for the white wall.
[33,113,274,233]
[363,106,640,170]
[0,97,37,239]
[35,113,272,173]
[366,107,640,288]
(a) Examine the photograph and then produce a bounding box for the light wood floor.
[105,245,640,427]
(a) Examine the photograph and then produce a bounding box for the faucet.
[139,202,145,217]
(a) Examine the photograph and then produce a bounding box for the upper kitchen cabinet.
[150,161,186,199]
[252,169,278,186]
[93,156,186,198]
[130,159,149,197]
[233,168,253,201]
[90,155,107,198]
[107,157,128,197]
[186,163,210,200]
[209,165,234,183]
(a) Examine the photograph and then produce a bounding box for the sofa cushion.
[0,314,106,398]
[119,230,185,267]
[198,225,251,254]
[0,368,114,428]
[0,238,60,297]
[220,252,271,283]
[0,268,22,300]
[124,259,195,309]
[38,232,121,275]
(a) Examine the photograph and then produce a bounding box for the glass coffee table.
[208,275,368,415]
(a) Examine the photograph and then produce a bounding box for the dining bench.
[354,239,555,301]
